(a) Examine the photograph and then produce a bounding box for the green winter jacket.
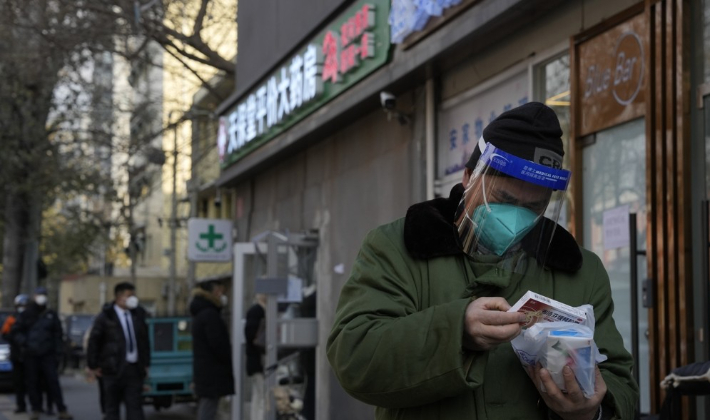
[327,185,638,419]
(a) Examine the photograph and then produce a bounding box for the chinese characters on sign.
[222,44,324,159]
[438,70,529,178]
[217,117,228,163]
[323,4,378,83]
[219,0,390,168]
[324,3,376,79]
[322,32,340,84]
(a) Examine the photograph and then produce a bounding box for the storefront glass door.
[582,118,649,413]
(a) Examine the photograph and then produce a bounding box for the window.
[435,50,571,200]
[534,53,571,167]
[436,68,529,195]
[534,53,571,229]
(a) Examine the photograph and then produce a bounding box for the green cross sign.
[195,224,227,253]
[188,218,232,261]
[200,225,223,247]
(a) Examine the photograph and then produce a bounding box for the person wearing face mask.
[87,282,150,420]
[327,102,638,420]
[12,287,73,420]
[190,279,235,420]
[1,294,30,414]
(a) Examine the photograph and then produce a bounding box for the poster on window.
[437,71,529,179]
[602,204,630,250]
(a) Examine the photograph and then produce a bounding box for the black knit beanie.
[465,102,564,170]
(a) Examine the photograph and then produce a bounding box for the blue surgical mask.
[469,203,539,256]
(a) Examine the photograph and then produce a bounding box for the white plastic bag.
[510,304,607,398]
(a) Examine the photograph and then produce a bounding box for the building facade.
[214,0,710,418]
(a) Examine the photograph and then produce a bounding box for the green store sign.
[217,0,391,168]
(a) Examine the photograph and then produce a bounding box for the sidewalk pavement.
[0,370,200,420]
[0,393,23,420]
[0,370,101,420]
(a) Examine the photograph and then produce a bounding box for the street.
[0,372,196,420]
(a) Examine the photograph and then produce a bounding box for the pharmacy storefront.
[217,0,391,169]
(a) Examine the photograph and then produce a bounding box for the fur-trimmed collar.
[191,288,222,308]
[403,184,583,273]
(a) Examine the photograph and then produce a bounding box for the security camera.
[380,91,411,125]
[380,91,396,110]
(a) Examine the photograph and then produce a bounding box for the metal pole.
[231,244,247,420]
[265,234,279,420]
[185,109,210,302]
[129,195,137,283]
[168,122,178,316]
[702,201,710,361]
[186,180,198,296]
[99,281,106,308]
[702,200,710,420]
[186,111,200,300]
[629,213,640,410]
[425,78,435,200]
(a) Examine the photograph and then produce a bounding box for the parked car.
[0,310,15,390]
[143,317,195,411]
[63,314,95,369]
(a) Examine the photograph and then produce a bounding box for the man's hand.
[91,367,103,378]
[463,297,526,351]
[527,364,607,420]
[85,367,96,383]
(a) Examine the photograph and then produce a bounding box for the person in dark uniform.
[87,282,150,420]
[12,287,73,420]
[190,279,235,420]
[1,294,30,413]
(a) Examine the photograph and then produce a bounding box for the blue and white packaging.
[511,303,607,398]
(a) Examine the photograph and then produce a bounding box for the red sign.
[322,32,340,83]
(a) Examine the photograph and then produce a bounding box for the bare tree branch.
[0,0,236,303]
[192,0,210,37]
[145,18,235,73]
[160,43,225,102]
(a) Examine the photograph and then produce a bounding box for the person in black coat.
[87,282,150,420]
[12,287,73,420]
[244,294,266,420]
[244,295,266,377]
[190,280,235,420]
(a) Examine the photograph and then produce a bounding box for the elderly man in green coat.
[327,102,638,420]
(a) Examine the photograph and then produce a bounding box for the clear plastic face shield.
[455,139,571,261]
